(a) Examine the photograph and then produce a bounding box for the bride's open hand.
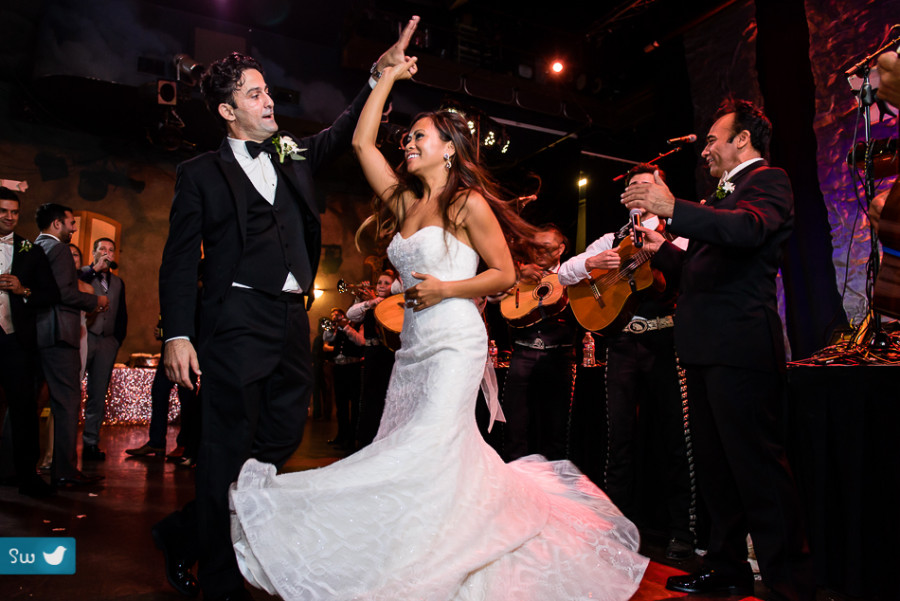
[405,271,445,311]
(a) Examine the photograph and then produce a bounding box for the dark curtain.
[754,0,849,358]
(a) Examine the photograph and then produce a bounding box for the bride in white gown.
[230,53,649,601]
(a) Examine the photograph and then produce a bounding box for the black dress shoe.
[19,475,56,498]
[52,472,105,487]
[82,444,107,461]
[152,522,199,597]
[125,442,166,457]
[666,569,754,595]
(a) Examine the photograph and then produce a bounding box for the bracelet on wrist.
[369,62,383,81]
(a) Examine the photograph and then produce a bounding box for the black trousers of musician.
[686,364,813,601]
[159,288,312,599]
[0,332,41,482]
[332,361,361,448]
[502,346,575,462]
[356,345,395,449]
[604,327,694,544]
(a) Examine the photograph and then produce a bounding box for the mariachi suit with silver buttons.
[158,84,371,598]
[558,215,695,549]
[501,274,579,463]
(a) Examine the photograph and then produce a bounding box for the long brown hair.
[357,110,539,261]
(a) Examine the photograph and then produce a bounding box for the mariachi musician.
[346,270,399,449]
[323,307,364,451]
[557,163,695,561]
[499,223,579,462]
[871,50,900,318]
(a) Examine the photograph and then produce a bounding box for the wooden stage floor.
[1,417,840,601]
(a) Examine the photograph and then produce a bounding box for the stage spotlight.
[551,61,564,74]
[578,177,589,188]
[174,54,205,86]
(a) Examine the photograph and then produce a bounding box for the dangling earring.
[444,153,452,170]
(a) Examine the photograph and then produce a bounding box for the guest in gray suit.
[34,203,108,486]
[78,237,127,461]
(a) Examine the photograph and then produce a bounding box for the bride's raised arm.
[352,57,418,213]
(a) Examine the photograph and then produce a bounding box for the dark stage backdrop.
[683,0,899,359]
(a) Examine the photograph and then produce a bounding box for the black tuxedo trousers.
[191,287,312,596]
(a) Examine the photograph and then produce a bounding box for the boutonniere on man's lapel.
[272,135,306,164]
[714,180,735,200]
[18,239,32,253]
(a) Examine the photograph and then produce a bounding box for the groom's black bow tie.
[245,138,276,159]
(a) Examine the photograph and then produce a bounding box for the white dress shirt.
[0,232,15,334]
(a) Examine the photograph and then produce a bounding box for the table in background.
[787,364,900,600]
[82,365,180,425]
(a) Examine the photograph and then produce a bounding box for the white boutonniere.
[18,239,32,253]
[273,135,306,164]
[714,180,735,200]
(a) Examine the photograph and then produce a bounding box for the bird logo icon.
[43,546,67,566]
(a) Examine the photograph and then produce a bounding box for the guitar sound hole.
[535,284,550,299]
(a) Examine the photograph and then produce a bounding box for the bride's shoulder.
[450,188,489,219]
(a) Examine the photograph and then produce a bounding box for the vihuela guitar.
[566,237,660,333]
[500,272,569,327]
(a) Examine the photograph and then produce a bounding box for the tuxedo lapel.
[271,160,320,224]
[707,160,768,207]
[728,159,768,188]
[215,139,250,242]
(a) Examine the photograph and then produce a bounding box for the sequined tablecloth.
[83,365,181,425]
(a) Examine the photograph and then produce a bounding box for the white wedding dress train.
[230,226,648,600]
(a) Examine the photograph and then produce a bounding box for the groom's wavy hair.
[357,109,540,262]
[200,52,265,130]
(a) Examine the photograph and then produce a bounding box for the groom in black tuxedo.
[622,99,813,601]
[155,17,419,601]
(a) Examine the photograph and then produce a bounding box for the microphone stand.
[845,42,898,351]
[612,145,685,182]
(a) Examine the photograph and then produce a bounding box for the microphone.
[630,209,643,249]
[96,256,118,271]
[666,134,697,146]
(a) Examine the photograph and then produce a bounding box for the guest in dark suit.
[154,18,419,601]
[34,203,107,487]
[0,188,59,497]
[622,98,813,601]
[79,237,127,461]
